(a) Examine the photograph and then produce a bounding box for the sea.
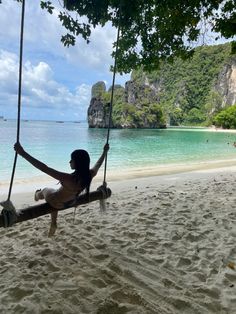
[1,119,236,182]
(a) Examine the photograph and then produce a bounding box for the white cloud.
[0,50,18,94]
[0,50,91,120]
[0,1,21,39]
[0,0,130,120]
[0,1,119,73]
[65,23,116,71]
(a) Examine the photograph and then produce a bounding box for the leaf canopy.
[39,1,236,72]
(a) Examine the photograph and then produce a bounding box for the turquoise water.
[1,119,236,181]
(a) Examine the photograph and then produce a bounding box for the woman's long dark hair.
[71,149,92,197]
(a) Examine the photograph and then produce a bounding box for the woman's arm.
[14,142,71,182]
[91,143,109,177]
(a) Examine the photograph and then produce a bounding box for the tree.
[38,0,236,73]
[213,105,236,129]
[185,107,205,125]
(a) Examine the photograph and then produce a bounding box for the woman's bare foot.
[34,189,43,201]
[48,223,57,237]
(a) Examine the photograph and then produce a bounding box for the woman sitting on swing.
[14,142,109,236]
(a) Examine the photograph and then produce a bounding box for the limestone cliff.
[214,58,236,107]
[87,43,236,128]
[87,97,110,128]
[87,81,165,128]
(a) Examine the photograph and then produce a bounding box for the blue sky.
[0,0,130,121]
[1,1,234,122]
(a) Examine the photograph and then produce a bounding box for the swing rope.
[98,11,121,211]
[8,0,26,202]
[0,0,25,227]
[102,17,121,187]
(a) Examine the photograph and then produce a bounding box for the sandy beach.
[1,166,236,313]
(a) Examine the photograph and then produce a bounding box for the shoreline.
[1,162,236,210]
[2,118,236,132]
[1,158,236,195]
[168,126,236,133]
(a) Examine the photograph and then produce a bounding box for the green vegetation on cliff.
[132,43,233,126]
[91,81,106,98]
[213,105,236,129]
[112,102,165,128]
[92,43,235,128]
[97,85,166,128]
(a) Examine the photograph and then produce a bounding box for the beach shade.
[0,187,111,228]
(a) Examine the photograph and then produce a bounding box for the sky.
[0,0,130,121]
[0,1,234,122]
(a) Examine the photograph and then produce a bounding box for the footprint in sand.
[176,257,192,267]
[97,299,128,314]
[169,297,192,311]
[162,278,182,290]
[8,285,33,301]
[94,243,107,250]
[195,287,220,299]
[111,289,145,306]
[46,260,61,272]
[91,253,110,261]
[184,232,201,242]
[91,278,107,288]
[193,271,207,282]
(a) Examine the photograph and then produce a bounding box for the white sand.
[1,166,236,313]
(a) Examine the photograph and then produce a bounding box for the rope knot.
[97,183,109,211]
[0,200,18,227]
[97,183,109,199]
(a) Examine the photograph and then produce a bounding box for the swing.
[0,0,120,228]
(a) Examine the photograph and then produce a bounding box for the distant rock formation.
[87,81,165,128]
[87,97,110,128]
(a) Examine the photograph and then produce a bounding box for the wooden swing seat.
[0,187,111,228]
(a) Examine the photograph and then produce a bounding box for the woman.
[14,142,109,236]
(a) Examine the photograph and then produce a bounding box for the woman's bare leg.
[35,188,56,202]
[48,210,58,237]
[34,188,59,236]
